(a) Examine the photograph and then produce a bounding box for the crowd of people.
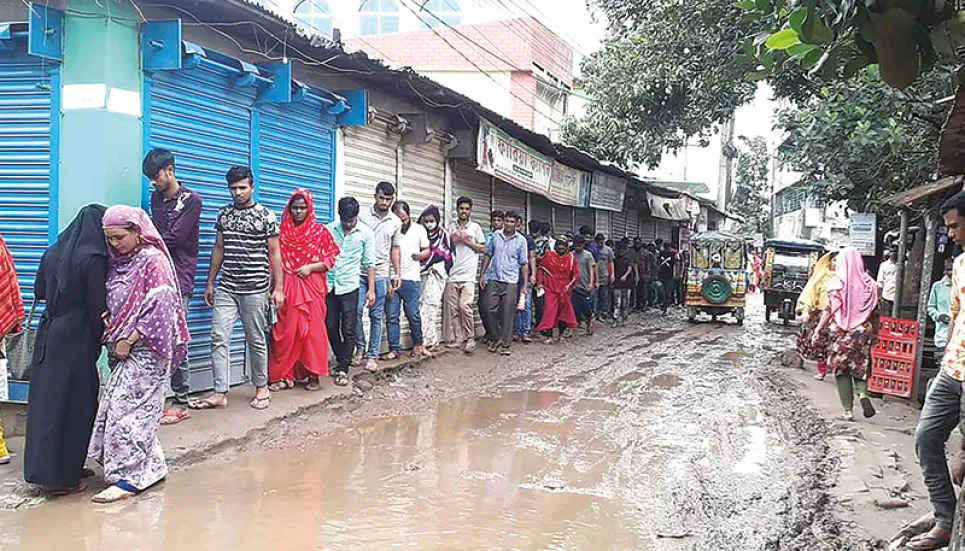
[0,148,689,505]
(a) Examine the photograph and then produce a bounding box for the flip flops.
[249,396,271,411]
[160,408,191,425]
[92,480,139,504]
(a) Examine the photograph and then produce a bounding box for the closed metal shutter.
[552,205,574,234]
[656,219,672,242]
[451,160,490,227]
[256,93,338,223]
[595,210,611,238]
[638,214,655,242]
[627,208,641,239]
[145,63,255,391]
[493,179,526,219]
[343,117,397,203]
[0,52,58,318]
[611,211,628,239]
[575,208,595,232]
[530,194,552,226]
[401,139,446,216]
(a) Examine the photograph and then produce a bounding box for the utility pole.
[717,116,736,212]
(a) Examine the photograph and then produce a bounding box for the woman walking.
[419,205,452,355]
[535,238,579,343]
[88,205,189,503]
[24,205,108,496]
[812,247,878,422]
[0,235,25,465]
[797,253,835,381]
[269,190,339,392]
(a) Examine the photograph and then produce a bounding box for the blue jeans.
[356,277,388,359]
[386,279,423,353]
[513,285,532,335]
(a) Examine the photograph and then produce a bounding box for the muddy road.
[0,301,869,550]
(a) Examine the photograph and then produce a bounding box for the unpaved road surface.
[0,300,872,550]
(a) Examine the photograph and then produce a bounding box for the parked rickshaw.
[762,238,825,325]
[686,231,748,324]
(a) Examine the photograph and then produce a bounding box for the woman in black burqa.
[24,205,108,495]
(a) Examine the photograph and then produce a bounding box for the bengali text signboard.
[476,118,552,197]
[549,161,591,207]
[589,171,627,212]
[849,213,877,256]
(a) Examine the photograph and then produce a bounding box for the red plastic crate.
[869,317,919,399]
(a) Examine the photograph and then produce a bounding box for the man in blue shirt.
[480,210,529,356]
[929,257,954,367]
[480,210,504,345]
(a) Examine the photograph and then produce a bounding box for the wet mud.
[0,301,869,550]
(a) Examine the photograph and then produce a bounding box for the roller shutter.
[656,219,672,242]
[611,211,627,239]
[343,117,397,203]
[401,139,446,216]
[451,160,490,227]
[145,62,256,391]
[0,51,58,321]
[530,194,552,226]
[493,179,526,220]
[552,205,574,234]
[638,213,655,242]
[256,93,337,223]
[595,210,610,239]
[575,208,595,233]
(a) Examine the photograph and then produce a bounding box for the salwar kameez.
[88,348,169,490]
[420,266,446,348]
[536,249,579,333]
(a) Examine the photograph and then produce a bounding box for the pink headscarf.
[826,247,878,331]
[102,205,190,366]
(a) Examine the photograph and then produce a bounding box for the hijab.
[279,189,339,286]
[419,205,453,274]
[45,204,108,300]
[827,247,878,331]
[102,205,190,365]
[797,253,834,313]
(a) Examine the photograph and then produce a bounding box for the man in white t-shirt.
[386,201,430,359]
[445,196,487,354]
[877,249,898,314]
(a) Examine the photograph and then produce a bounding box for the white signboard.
[549,161,589,207]
[589,171,627,212]
[477,118,553,197]
[849,213,877,256]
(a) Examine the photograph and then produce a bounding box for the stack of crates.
[868,317,920,399]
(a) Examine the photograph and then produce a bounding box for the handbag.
[4,299,38,381]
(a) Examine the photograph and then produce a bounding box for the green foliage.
[561,0,757,168]
[731,136,772,236]
[777,67,952,217]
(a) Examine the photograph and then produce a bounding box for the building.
[0,0,692,400]
[771,182,849,246]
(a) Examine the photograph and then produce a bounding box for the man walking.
[908,192,965,550]
[145,149,201,425]
[658,242,676,313]
[356,181,402,372]
[446,197,486,354]
[594,234,615,320]
[878,249,898,314]
[479,210,528,356]
[480,210,505,344]
[572,236,598,335]
[928,258,954,368]
[327,198,376,387]
[191,166,282,412]
[512,213,537,343]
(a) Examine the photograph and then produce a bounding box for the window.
[359,0,400,36]
[420,0,461,29]
[294,0,333,38]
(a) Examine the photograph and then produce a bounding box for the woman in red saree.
[535,238,580,343]
[269,190,339,392]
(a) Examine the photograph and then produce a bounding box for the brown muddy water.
[0,306,858,550]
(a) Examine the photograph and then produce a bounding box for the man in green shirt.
[326,197,376,387]
[929,257,955,365]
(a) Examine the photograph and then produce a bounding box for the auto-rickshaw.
[686,231,748,324]
[762,238,825,324]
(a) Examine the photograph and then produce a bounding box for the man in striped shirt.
[190,166,283,412]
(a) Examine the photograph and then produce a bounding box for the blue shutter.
[256,93,337,223]
[144,64,256,391]
[0,52,58,319]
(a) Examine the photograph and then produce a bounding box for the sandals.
[188,396,227,410]
[92,480,139,504]
[907,530,951,551]
[859,396,876,419]
[160,408,191,425]
[268,380,295,392]
[333,372,349,387]
[250,395,271,411]
[305,379,322,392]
[381,352,401,361]
[44,483,87,498]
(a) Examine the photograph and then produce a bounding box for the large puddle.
[0,391,657,550]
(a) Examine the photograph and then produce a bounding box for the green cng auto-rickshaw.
[686,231,748,324]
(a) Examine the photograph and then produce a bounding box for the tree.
[776,67,952,218]
[561,0,759,169]
[731,136,772,236]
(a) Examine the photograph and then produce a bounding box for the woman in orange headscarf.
[269,190,340,392]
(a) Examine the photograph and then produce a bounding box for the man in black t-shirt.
[657,243,676,314]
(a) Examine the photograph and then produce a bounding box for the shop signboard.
[849,213,877,256]
[476,118,552,197]
[589,171,627,212]
[549,161,591,207]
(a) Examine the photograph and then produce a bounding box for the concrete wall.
[59,0,142,226]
